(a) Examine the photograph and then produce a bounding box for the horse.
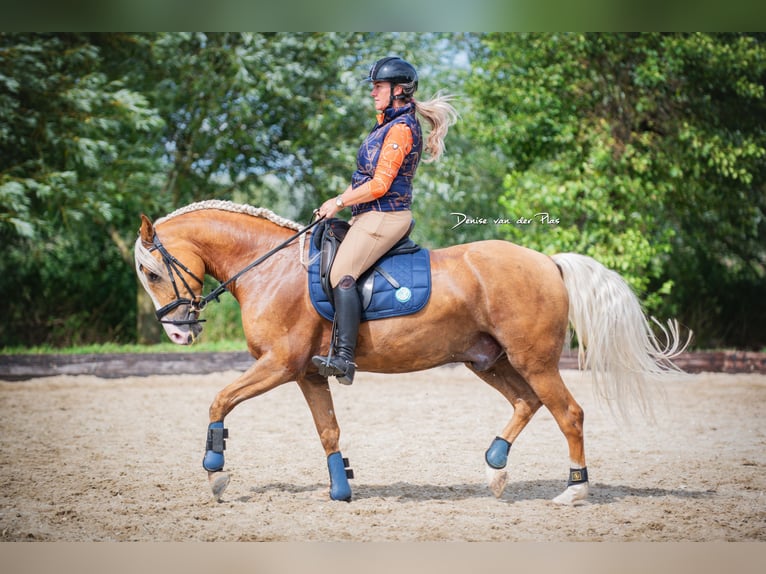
[133,199,689,505]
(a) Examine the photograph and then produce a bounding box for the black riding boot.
[312,275,361,385]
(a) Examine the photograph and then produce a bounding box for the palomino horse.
[134,200,688,505]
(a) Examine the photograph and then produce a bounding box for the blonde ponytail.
[412,92,459,163]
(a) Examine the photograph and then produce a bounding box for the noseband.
[146,214,325,327]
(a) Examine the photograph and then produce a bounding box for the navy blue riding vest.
[350,103,423,217]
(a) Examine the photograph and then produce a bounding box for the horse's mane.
[155,199,303,231]
[134,200,304,286]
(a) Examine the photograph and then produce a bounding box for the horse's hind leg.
[524,367,589,505]
[296,374,353,502]
[467,360,543,498]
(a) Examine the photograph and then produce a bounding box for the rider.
[312,56,458,385]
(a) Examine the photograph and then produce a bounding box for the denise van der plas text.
[450,212,560,230]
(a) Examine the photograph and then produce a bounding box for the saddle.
[308,218,431,322]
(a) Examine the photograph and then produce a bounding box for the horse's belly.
[357,321,503,373]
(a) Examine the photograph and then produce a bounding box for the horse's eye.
[139,264,162,284]
[141,267,161,283]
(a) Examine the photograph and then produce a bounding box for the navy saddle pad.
[307,235,432,322]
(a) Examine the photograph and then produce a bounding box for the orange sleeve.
[368,123,413,199]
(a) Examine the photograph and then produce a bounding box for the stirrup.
[312,354,356,384]
[312,353,337,377]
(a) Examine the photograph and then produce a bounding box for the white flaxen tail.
[552,253,691,417]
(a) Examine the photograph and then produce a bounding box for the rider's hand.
[317,196,343,219]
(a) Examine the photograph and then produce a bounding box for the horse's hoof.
[552,482,589,506]
[485,465,508,498]
[208,471,230,502]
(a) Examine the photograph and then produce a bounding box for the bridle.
[146,214,325,327]
[147,234,209,326]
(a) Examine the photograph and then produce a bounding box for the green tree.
[0,33,164,346]
[143,32,465,222]
[466,33,766,348]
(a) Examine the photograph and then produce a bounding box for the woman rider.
[312,56,458,385]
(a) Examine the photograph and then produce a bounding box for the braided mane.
[155,200,302,231]
[134,200,306,286]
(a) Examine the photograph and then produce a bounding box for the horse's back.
[431,239,564,297]
[400,240,568,328]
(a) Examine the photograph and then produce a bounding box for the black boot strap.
[568,467,588,485]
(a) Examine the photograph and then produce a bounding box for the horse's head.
[134,214,206,345]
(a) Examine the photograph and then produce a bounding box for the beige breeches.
[330,209,413,287]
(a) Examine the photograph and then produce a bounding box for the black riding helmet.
[365,56,418,108]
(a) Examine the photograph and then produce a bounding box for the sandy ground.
[0,365,764,542]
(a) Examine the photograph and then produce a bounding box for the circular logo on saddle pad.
[395,286,412,303]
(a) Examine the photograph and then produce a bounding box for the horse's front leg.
[296,374,353,502]
[202,357,294,501]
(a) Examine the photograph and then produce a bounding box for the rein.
[150,213,325,326]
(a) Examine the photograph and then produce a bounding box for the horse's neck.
[171,212,300,286]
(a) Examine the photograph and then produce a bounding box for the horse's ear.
[139,214,154,244]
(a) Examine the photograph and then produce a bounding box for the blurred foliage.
[1,33,764,349]
[464,33,766,348]
[197,277,245,343]
[0,33,165,347]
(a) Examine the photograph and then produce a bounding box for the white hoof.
[552,482,589,506]
[208,471,230,502]
[485,464,508,498]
